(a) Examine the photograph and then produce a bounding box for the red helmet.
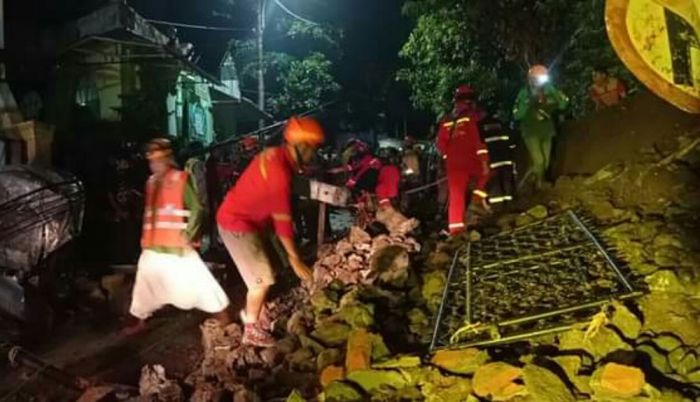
[240,136,258,151]
[454,85,475,100]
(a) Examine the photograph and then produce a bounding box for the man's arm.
[512,89,530,121]
[183,175,203,244]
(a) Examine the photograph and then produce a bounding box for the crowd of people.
[105,62,628,345]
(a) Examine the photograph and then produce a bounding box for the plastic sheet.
[0,165,84,273]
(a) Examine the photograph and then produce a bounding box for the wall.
[550,90,700,177]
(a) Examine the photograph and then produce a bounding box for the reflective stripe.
[143,222,188,230]
[443,117,471,128]
[272,214,292,222]
[490,161,514,168]
[473,190,488,198]
[144,208,191,218]
[489,195,513,204]
[379,198,391,205]
[476,149,489,155]
[484,135,510,143]
[509,145,517,149]
[404,168,415,175]
[449,223,465,229]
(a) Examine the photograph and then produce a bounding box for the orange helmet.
[145,138,174,161]
[284,116,325,146]
[528,64,549,77]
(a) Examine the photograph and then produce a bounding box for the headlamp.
[535,75,550,86]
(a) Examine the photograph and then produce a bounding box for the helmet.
[454,85,475,100]
[284,116,325,146]
[145,138,174,161]
[240,136,259,151]
[528,64,549,78]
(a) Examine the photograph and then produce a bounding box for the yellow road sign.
[606,0,700,113]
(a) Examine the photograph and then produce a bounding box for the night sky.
[3,0,428,134]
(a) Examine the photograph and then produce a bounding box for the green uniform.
[513,84,569,187]
[147,175,203,256]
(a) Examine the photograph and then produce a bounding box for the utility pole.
[256,0,266,129]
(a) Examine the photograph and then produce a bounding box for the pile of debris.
[78,131,700,401]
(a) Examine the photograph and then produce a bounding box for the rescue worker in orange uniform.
[374,147,420,234]
[125,139,230,335]
[217,117,323,347]
[436,85,491,236]
[589,66,626,110]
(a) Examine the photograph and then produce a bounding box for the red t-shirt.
[216,147,295,238]
[376,164,401,202]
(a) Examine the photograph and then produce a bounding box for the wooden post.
[316,202,327,256]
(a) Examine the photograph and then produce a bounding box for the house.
[47,0,269,148]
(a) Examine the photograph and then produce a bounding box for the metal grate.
[430,210,640,351]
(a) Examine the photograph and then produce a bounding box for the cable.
[272,0,319,26]
[146,18,250,32]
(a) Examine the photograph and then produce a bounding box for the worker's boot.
[240,310,276,348]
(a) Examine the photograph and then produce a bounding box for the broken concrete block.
[636,343,673,374]
[430,348,488,375]
[346,369,408,393]
[558,327,632,361]
[345,329,372,373]
[590,363,645,399]
[312,321,352,347]
[138,365,183,401]
[317,348,342,372]
[286,389,305,402]
[320,366,346,387]
[610,301,642,339]
[472,362,525,400]
[421,271,446,313]
[338,304,374,329]
[321,381,363,402]
[286,348,316,372]
[522,364,575,402]
[372,355,421,369]
[526,205,548,220]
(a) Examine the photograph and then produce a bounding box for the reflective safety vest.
[141,169,190,248]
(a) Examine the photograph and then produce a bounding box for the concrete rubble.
[110,130,700,401]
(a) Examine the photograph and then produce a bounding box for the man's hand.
[289,255,313,282]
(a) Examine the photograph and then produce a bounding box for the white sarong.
[129,249,229,319]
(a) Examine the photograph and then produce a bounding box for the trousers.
[447,168,489,235]
[523,134,552,187]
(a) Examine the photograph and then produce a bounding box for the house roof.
[59,1,221,84]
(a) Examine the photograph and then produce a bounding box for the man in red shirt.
[436,85,491,236]
[375,147,419,234]
[217,117,324,347]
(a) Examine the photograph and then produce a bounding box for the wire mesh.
[430,210,639,350]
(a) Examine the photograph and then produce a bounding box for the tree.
[397,0,638,119]
[221,0,342,118]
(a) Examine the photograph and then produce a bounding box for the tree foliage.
[398,0,637,118]
[223,1,342,118]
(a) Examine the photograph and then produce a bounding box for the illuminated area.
[0,0,699,401]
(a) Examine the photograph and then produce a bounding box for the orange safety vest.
[590,77,624,107]
[141,169,190,249]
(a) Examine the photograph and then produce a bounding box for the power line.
[272,0,320,26]
[147,18,250,32]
